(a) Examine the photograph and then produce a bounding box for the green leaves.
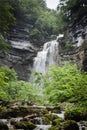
[0,66,42,103]
[37,63,87,105]
[0,0,16,36]
[59,0,87,24]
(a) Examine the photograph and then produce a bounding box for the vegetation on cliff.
[59,0,87,26]
[0,0,66,47]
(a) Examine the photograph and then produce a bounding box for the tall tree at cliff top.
[0,0,15,37]
[59,0,87,24]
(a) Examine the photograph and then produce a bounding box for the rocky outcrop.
[59,16,87,70]
[0,41,38,81]
[9,17,45,46]
[59,47,84,69]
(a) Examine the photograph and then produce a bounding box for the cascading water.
[33,39,59,74]
[30,39,59,130]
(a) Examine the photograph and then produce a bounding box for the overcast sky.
[45,0,60,10]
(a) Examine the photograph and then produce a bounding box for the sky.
[45,0,60,10]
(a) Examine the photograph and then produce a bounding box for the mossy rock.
[52,117,64,126]
[41,117,50,125]
[60,120,79,130]
[48,126,59,130]
[14,121,36,129]
[65,107,87,121]
[0,100,10,107]
[0,105,49,118]
[46,106,61,113]
[31,116,50,125]
[44,114,58,121]
[0,107,23,118]
[0,121,8,130]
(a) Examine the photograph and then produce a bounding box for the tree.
[59,0,87,24]
[0,0,15,36]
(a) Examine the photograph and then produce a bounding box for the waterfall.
[33,39,59,74]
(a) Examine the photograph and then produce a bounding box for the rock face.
[58,16,87,70]
[0,41,38,81]
[59,47,84,69]
[0,15,42,81]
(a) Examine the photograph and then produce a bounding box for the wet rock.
[49,120,79,130]
[60,120,79,130]
[31,117,50,125]
[48,126,58,130]
[0,121,8,130]
[13,121,36,129]
[46,106,61,113]
[52,117,64,126]
[0,105,49,119]
[44,113,58,122]
[65,107,87,122]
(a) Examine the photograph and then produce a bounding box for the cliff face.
[59,16,87,70]
[59,47,84,69]
[0,15,42,81]
[0,41,38,81]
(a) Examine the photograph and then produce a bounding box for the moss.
[52,117,64,126]
[48,126,59,130]
[0,121,8,130]
[65,107,87,121]
[41,117,50,125]
[44,114,58,121]
[60,120,79,130]
[0,106,7,118]
[14,121,36,129]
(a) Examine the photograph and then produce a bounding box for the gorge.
[0,0,87,130]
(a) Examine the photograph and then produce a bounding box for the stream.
[0,110,86,130]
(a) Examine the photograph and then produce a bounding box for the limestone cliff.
[0,41,38,81]
[58,16,87,71]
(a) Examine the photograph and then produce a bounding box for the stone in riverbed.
[46,106,61,113]
[13,121,36,129]
[0,106,49,119]
[31,116,50,125]
[0,121,8,130]
[60,120,79,130]
[49,120,79,130]
[44,113,58,122]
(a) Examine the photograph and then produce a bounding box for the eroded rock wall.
[0,42,37,81]
[59,16,87,70]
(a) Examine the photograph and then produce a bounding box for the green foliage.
[35,11,58,35]
[0,0,67,43]
[60,40,75,52]
[0,35,11,52]
[0,66,17,82]
[0,66,39,102]
[65,106,87,121]
[59,0,87,25]
[0,66,17,100]
[16,81,37,102]
[29,28,42,42]
[9,0,66,43]
[35,63,87,105]
[0,0,16,36]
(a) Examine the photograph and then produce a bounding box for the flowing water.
[33,40,59,74]
[34,125,51,130]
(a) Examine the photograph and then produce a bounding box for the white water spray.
[33,40,59,74]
